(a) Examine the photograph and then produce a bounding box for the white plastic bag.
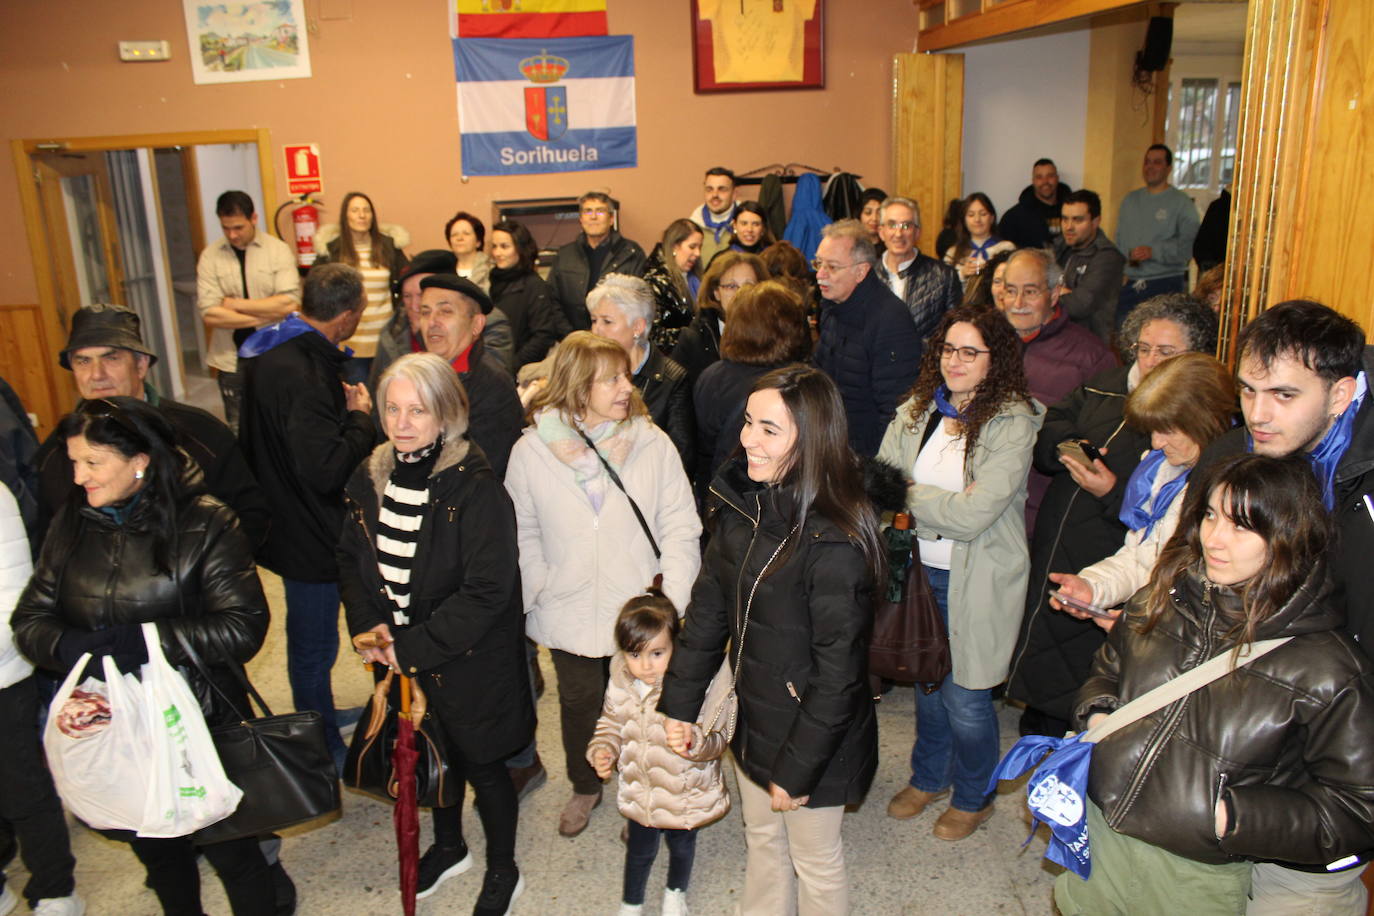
[44,653,154,832]
[136,622,242,838]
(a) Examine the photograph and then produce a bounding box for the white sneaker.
[662,887,689,916]
[0,886,15,916]
[616,904,644,916]
[33,896,86,916]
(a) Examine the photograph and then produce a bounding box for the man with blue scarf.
[1195,298,1374,913]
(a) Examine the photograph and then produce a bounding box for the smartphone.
[1057,438,1102,468]
[1050,589,1117,620]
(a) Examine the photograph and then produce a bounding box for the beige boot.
[558,788,602,837]
[932,803,995,840]
[886,786,950,819]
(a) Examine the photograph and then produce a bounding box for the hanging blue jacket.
[784,173,831,263]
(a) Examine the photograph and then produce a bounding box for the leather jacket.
[635,347,694,475]
[13,470,268,726]
[1077,560,1374,866]
[873,252,961,348]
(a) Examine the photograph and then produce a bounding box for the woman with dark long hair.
[728,201,776,257]
[661,365,884,915]
[13,397,283,916]
[315,191,409,378]
[942,192,1014,289]
[488,218,569,373]
[1055,453,1374,913]
[877,305,1043,841]
[644,219,704,353]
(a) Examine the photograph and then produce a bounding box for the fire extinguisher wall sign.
[284,143,323,195]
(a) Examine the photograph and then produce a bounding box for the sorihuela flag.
[451,0,608,39]
[455,36,637,176]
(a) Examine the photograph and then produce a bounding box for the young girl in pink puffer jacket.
[587,593,729,916]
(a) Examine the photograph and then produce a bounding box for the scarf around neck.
[933,384,967,422]
[534,408,636,512]
[1119,448,1190,539]
[1265,370,1368,510]
[701,205,735,243]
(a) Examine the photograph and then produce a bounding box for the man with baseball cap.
[33,303,269,549]
[415,275,523,480]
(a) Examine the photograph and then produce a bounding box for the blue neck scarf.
[1265,371,1368,511]
[701,205,735,243]
[933,385,966,422]
[968,236,1004,261]
[1119,449,1190,539]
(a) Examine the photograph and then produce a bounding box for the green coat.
[877,396,1044,689]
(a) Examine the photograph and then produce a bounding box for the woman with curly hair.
[877,305,1044,841]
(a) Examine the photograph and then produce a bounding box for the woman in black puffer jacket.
[660,365,885,915]
[1057,454,1374,915]
[487,219,570,374]
[12,397,279,916]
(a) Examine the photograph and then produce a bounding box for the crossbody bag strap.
[170,625,276,721]
[1081,636,1293,745]
[576,427,660,559]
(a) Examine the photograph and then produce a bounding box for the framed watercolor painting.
[691,0,824,93]
[184,0,312,85]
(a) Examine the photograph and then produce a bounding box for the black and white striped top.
[376,441,440,626]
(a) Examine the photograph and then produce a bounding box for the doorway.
[16,129,276,424]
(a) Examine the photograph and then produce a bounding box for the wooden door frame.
[12,128,275,409]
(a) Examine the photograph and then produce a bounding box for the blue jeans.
[910,566,1000,812]
[281,578,346,768]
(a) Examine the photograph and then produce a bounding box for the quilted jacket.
[587,652,729,830]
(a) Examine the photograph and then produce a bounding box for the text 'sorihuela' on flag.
[454,36,637,177]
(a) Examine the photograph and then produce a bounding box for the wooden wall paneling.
[894,52,965,258]
[1284,0,1374,332]
[1081,7,1159,241]
[917,0,1139,52]
[0,305,61,435]
[1220,0,1327,363]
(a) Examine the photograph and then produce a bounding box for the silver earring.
[135,469,144,480]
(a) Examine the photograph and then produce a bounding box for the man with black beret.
[416,275,523,480]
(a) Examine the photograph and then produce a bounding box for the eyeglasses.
[1134,343,1180,359]
[83,397,142,436]
[1002,283,1045,300]
[883,221,917,231]
[810,259,859,273]
[580,207,610,217]
[940,344,990,363]
[718,280,755,292]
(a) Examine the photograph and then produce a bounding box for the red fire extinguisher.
[275,195,321,268]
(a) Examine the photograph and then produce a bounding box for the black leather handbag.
[343,668,456,809]
[171,629,341,845]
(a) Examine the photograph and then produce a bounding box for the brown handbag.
[869,514,951,695]
[342,664,456,809]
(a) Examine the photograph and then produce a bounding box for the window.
[1165,68,1242,207]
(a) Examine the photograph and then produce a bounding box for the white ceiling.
[1174,1,1247,51]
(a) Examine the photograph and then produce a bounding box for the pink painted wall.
[0,0,918,305]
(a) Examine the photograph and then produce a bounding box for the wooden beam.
[918,0,1146,52]
[21,129,263,155]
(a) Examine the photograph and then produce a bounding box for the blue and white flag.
[454,36,636,176]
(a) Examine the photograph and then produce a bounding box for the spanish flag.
[453,0,608,39]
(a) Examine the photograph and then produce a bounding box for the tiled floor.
[23,571,1063,915]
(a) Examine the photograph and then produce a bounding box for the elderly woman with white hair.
[505,331,701,839]
[587,273,695,473]
[338,352,533,913]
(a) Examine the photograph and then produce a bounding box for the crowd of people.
[0,149,1371,916]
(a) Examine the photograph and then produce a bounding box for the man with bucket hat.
[32,303,269,550]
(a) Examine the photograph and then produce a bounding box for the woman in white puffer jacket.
[505,332,701,839]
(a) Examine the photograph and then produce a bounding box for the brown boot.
[932,803,995,840]
[886,786,950,819]
[558,789,602,837]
